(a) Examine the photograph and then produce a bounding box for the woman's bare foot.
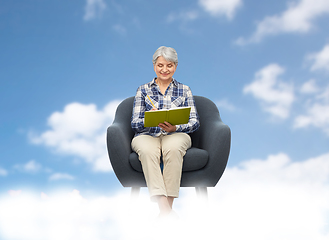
[156,196,172,216]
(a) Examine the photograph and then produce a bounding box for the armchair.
[106,96,231,198]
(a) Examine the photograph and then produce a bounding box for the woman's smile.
[154,56,177,83]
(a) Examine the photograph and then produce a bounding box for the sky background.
[1,0,329,239]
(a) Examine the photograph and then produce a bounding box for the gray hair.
[152,46,178,66]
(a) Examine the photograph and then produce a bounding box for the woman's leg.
[131,135,167,198]
[132,133,191,216]
[167,196,174,208]
[153,195,172,216]
[161,133,192,198]
[132,135,173,216]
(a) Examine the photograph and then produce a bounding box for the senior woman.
[131,46,200,217]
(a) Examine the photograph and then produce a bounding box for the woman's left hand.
[158,121,176,133]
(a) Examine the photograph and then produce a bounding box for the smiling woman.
[153,57,177,94]
[131,46,200,217]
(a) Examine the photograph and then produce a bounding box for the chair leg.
[195,187,208,200]
[131,187,140,199]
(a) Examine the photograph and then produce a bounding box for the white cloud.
[243,64,295,119]
[167,10,199,23]
[83,0,106,21]
[1,152,329,239]
[8,190,22,197]
[166,10,200,34]
[294,103,329,133]
[300,79,320,94]
[216,98,237,112]
[49,173,75,181]
[13,160,42,174]
[0,189,152,240]
[0,167,8,176]
[235,0,329,45]
[198,0,243,20]
[308,43,329,73]
[202,152,329,239]
[30,100,121,172]
[294,84,329,135]
[112,24,127,35]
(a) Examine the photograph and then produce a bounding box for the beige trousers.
[131,133,191,199]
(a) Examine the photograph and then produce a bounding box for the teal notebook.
[144,107,191,127]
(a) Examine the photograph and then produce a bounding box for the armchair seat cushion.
[129,147,209,173]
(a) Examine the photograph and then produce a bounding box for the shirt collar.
[172,78,178,87]
[149,78,157,87]
[149,78,178,87]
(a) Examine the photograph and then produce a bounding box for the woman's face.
[154,56,177,82]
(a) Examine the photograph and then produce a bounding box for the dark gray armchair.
[106,96,231,198]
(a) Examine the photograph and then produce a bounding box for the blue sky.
[1,0,329,239]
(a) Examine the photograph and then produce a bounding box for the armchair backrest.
[190,96,222,148]
[112,97,135,141]
[112,96,224,149]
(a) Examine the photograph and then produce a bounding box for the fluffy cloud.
[112,24,127,35]
[204,152,329,240]
[198,0,243,20]
[83,0,106,21]
[49,173,75,181]
[167,0,241,24]
[235,0,329,45]
[243,64,295,119]
[308,43,329,73]
[0,167,8,177]
[244,64,329,134]
[300,79,320,94]
[0,152,328,239]
[216,98,237,112]
[292,44,329,134]
[166,10,199,23]
[30,100,121,172]
[294,82,329,135]
[13,160,42,174]
[294,102,329,134]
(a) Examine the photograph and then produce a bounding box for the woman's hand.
[158,121,176,133]
[148,108,176,132]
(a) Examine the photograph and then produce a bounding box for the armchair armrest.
[197,119,231,185]
[107,122,142,187]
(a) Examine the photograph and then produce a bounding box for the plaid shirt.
[131,78,200,137]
